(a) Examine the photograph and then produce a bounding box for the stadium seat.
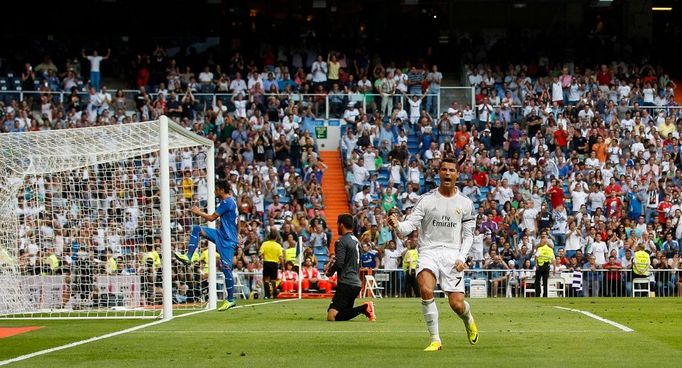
[632,278,651,297]
[233,273,248,299]
[547,277,565,297]
[469,279,487,298]
[216,272,226,300]
[523,279,536,297]
[361,275,383,298]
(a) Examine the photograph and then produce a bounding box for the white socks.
[421,298,440,343]
[458,300,474,327]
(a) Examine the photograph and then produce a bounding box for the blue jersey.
[627,192,642,216]
[361,250,377,268]
[216,197,239,244]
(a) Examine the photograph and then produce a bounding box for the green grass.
[2,298,682,367]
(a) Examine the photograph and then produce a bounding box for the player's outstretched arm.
[390,201,425,236]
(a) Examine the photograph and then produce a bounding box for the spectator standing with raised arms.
[82,48,111,91]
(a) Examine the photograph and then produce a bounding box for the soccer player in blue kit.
[175,180,239,311]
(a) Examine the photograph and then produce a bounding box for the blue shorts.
[201,226,236,270]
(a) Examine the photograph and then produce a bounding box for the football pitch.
[2,298,682,367]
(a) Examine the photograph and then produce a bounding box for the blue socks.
[223,265,235,302]
[187,226,201,260]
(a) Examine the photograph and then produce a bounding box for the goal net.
[0,116,216,319]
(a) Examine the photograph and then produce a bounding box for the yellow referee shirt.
[536,244,554,266]
[403,249,418,272]
[260,240,283,263]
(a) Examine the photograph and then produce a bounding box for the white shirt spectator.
[87,55,104,72]
[521,208,538,233]
[468,72,482,87]
[311,60,328,83]
[571,190,589,213]
[578,108,594,123]
[407,167,420,185]
[352,163,369,185]
[591,240,608,265]
[229,79,247,95]
[589,191,606,212]
[643,88,655,104]
[621,117,634,132]
[353,191,370,207]
[585,156,601,169]
[408,98,422,120]
[566,231,581,252]
[343,107,360,123]
[494,185,514,205]
[198,71,214,84]
[551,81,563,102]
[390,164,402,184]
[363,151,376,171]
[400,191,420,209]
[631,141,644,156]
[383,248,402,269]
[394,73,408,93]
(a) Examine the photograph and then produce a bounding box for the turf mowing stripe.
[553,306,634,332]
[0,299,299,366]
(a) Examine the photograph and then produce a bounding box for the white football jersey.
[397,188,475,262]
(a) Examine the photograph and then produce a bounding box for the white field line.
[0,299,298,366]
[554,306,634,332]
[135,329,620,334]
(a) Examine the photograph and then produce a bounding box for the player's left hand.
[454,260,466,272]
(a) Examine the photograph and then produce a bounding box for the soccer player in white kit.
[388,158,478,351]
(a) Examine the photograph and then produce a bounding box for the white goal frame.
[0,116,217,320]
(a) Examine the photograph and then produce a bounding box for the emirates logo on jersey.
[433,215,458,228]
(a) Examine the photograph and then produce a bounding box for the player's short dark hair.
[441,157,458,167]
[216,180,229,193]
[337,213,354,230]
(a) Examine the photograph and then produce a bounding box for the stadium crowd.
[5,43,682,304]
[342,60,682,297]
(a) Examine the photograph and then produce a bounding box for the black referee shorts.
[328,283,361,311]
[263,261,279,279]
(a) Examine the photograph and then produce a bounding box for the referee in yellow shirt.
[260,229,284,299]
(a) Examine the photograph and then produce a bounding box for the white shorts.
[417,247,465,294]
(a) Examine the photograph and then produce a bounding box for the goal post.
[0,116,216,319]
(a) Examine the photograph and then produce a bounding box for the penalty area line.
[554,306,634,332]
[0,298,298,366]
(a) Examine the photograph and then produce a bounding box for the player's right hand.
[191,206,202,215]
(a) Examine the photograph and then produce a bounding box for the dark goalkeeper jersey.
[331,233,361,287]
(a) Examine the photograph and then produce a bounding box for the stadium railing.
[354,268,681,299]
[0,88,478,121]
[6,89,679,130]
